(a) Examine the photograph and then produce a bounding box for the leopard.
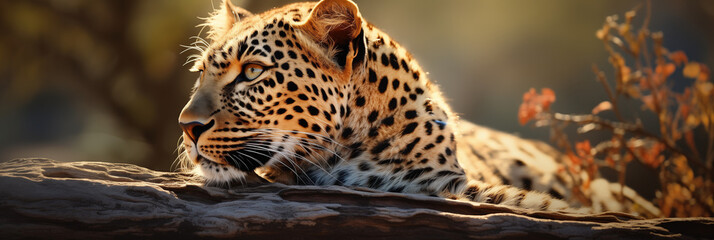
[178,0,657,215]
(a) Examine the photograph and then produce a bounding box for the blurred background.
[1,1,713,197]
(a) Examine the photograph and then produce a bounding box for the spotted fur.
[177,0,645,214]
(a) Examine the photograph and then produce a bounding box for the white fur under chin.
[193,160,247,186]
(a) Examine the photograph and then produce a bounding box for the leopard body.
[178,0,653,214]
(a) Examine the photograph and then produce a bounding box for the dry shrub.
[519,2,714,217]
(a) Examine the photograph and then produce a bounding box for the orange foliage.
[518,88,555,125]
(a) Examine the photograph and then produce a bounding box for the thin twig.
[640,0,653,71]
[592,64,625,122]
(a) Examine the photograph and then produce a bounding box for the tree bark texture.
[1,159,712,239]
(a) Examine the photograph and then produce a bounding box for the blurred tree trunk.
[0,0,203,170]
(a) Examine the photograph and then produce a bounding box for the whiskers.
[247,129,350,184]
[181,35,209,67]
[172,135,192,172]
[173,127,351,187]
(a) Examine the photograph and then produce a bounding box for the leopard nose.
[180,120,215,143]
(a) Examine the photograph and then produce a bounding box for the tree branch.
[1,158,712,239]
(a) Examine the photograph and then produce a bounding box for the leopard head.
[178,0,367,185]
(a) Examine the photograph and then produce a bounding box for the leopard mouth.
[222,145,276,172]
[193,140,277,172]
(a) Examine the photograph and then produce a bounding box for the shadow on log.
[1,158,712,239]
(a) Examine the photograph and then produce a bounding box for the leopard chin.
[195,155,268,187]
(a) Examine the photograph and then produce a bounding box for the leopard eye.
[243,64,265,80]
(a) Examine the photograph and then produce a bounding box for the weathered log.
[0,158,712,239]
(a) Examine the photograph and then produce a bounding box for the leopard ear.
[204,0,253,42]
[298,0,365,70]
